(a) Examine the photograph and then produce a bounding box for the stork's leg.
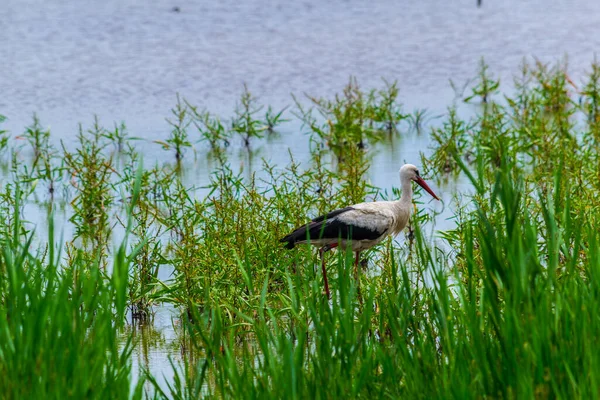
[354,251,363,303]
[319,246,331,298]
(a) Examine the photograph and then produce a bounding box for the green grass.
[2,61,600,398]
[0,187,143,399]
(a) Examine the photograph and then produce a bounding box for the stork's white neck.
[399,175,413,205]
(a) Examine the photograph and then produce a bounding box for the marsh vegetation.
[2,60,600,398]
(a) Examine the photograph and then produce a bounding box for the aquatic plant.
[186,103,231,153]
[63,120,115,268]
[264,105,289,134]
[0,114,9,154]
[157,95,193,162]
[231,84,267,148]
[0,185,144,399]
[1,60,600,398]
[296,78,407,162]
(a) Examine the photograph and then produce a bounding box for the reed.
[0,114,8,154]
[0,184,143,399]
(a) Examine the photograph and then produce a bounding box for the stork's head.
[400,164,440,200]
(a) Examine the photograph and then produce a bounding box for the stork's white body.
[293,200,411,251]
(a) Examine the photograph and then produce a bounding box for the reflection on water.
[126,303,181,393]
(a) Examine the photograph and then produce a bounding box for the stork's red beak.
[415,177,440,200]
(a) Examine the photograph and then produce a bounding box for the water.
[2,0,598,199]
[3,0,599,137]
[3,0,600,392]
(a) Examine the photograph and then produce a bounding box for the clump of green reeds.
[231,84,266,149]
[0,183,144,398]
[295,78,407,161]
[18,115,63,199]
[63,119,116,268]
[161,96,193,162]
[122,161,169,321]
[186,103,230,154]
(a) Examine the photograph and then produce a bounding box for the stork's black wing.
[280,206,384,249]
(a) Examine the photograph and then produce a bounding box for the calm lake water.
[3,0,600,391]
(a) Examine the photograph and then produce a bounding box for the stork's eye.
[415,170,420,176]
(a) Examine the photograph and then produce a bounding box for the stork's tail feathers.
[280,237,296,249]
[279,231,300,249]
[280,224,315,249]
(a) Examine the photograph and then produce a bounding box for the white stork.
[280,164,440,297]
